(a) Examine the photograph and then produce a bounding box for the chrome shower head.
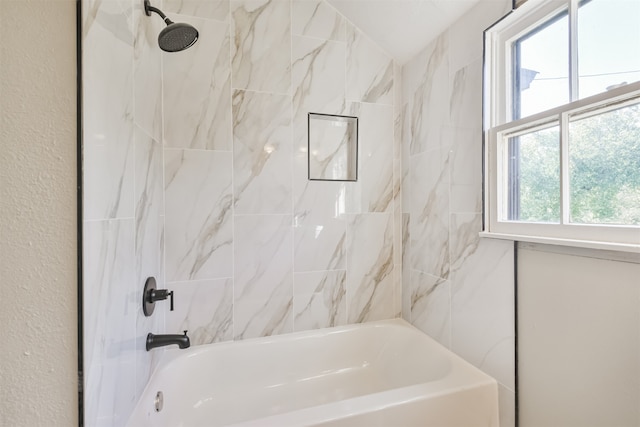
[144,0,199,52]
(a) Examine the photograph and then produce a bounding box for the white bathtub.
[127,319,499,427]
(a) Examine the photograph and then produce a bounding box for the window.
[484,0,640,251]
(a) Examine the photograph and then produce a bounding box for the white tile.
[411,270,451,348]
[231,0,291,94]
[163,0,229,21]
[393,264,402,318]
[401,213,411,321]
[234,214,293,300]
[134,127,164,282]
[163,16,231,150]
[293,211,346,272]
[346,23,393,105]
[83,2,135,220]
[165,278,234,345]
[234,294,293,340]
[402,34,449,156]
[164,149,233,281]
[133,126,165,399]
[134,6,163,140]
[294,270,347,331]
[83,219,137,426]
[451,238,515,389]
[449,213,482,272]
[409,147,450,278]
[292,35,346,118]
[233,90,293,215]
[346,213,395,323]
[449,59,482,131]
[345,102,394,213]
[292,0,345,41]
[233,214,294,339]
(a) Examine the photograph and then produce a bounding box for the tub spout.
[146,330,190,351]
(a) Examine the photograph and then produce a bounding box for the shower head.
[158,22,199,52]
[144,0,199,52]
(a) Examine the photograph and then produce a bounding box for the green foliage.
[569,104,640,224]
[518,127,561,222]
[515,103,640,225]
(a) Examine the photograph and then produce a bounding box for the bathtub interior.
[129,320,497,427]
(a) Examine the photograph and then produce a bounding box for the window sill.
[479,231,640,254]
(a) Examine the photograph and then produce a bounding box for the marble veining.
[233,90,293,214]
[400,4,516,424]
[163,15,232,150]
[164,149,233,281]
[134,127,164,279]
[410,147,450,279]
[294,270,347,331]
[294,215,347,272]
[450,213,482,272]
[449,60,482,131]
[234,295,294,340]
[166,278,234,345]
[411,270,451,348]
[133,127,165,398]
[346,24,393,105]
[292,36,346,120]
[231,0,291,94]
[346,213,395,323]
[234,214,293,299]
[83,0,404,424]
[404,35,449,156]
[346,102,394,213]
[233,214,295,340]
[292,0,345,41]
[401,213,411,321]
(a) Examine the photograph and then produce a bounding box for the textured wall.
[0,1,78,426]
[400,1,516,426]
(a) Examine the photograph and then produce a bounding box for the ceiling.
[327,0,484,64]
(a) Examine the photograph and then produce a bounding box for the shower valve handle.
[149,289,174,311]
[142,277,175,316]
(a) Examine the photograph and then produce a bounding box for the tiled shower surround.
[401,1,516,423]
[82,0,400,424]
[82,0,515,425]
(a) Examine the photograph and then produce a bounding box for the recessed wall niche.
[308,113,358,181]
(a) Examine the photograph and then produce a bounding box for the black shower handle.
[148,289,174,311]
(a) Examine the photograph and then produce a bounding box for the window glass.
[507,125,561,223]
[513,13,569,119]
[569,102,640,225]
[578,0,640,99]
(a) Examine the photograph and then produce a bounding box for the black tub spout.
[146,330,190,351]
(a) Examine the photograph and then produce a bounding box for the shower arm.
[144,0,174,25]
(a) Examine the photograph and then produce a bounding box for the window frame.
[483,0,640,252]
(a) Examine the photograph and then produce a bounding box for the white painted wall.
[0,1,78,426]
[519,244,640,426]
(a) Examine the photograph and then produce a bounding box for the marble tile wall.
[159,0,399,344]
[400,1,516,426]
[82,0,400,425]
[82,0,166,425]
